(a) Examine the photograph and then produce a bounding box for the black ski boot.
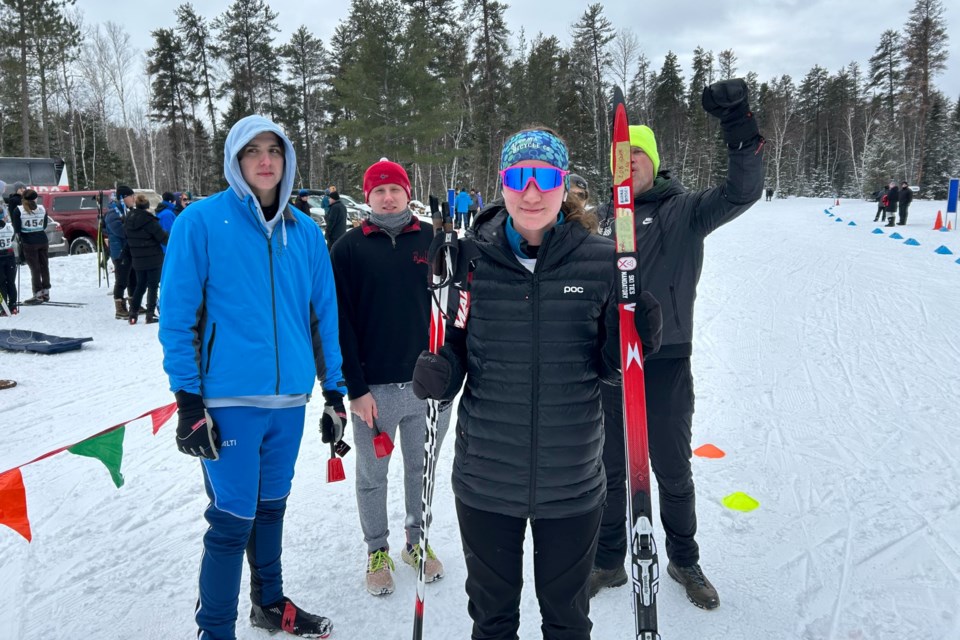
[588,564,628,598]
[667,562,719,610]
[250,598,332,638]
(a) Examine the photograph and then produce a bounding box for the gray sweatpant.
[353,382,451,553]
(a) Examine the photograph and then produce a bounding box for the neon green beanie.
[629,125,660,176]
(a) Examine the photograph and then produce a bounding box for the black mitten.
[702,79,759,147]
[635,291,663,357]
[413,347,464,401]
[174,391,220,460]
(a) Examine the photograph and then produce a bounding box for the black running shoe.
[250,598,332,638]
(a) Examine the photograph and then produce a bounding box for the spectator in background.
[455,187,472,230]
[325,190,347,248]
[567,173,589,209]
[105,186,137,320]
[174,192,191,215]
[295,189,312,214]
[12,188,52,305]
[155,192,177,239]
[898,181,912,225]
[874,185,887,222]
[0,206,17,315]
[467,188,479,228]
[884,181,899,227]
[124,194,168,325]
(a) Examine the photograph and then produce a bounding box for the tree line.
[1,0,957,201]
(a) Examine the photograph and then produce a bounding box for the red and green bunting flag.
[0,402,177,542]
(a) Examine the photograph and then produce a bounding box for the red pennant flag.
[0,468,32,542]
[149,402,178,435]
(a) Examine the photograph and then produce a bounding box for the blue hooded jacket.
[158,115,345,400]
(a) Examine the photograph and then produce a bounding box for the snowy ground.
[1,196,959,640]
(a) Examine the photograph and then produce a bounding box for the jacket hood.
[223,115,297,213]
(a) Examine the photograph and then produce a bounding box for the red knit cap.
[363,159,411,203]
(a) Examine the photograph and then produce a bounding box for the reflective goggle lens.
[500,167,568,193]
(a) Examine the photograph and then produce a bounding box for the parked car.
[35,190,110,255]
[288,190,369,229]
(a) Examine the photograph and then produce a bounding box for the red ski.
[611,85,660,639]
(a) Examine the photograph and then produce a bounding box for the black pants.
[596,357,698,570]
[130,267,161,314]
[23,242,50,294]
[0,255,16,310]
[112,255,136,300]
[899,204,909,225]
[456,499,601,640]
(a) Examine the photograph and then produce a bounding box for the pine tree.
[280,26,326,186]
[570,3,614,183]
[650,51,685,172]
[146,28,190,187]
[211,0,281,115]
[902,0,949,186]
[868,30,902,122]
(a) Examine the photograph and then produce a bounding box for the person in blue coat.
[104,185,137,319]
[454,187,472,230]
[155,192,177,252]
[159,114,348,640]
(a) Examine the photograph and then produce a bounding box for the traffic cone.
[835,198,840,206]
[949,221,954,231]
[933,210,943,230]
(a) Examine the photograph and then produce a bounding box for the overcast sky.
[82,0,960,101]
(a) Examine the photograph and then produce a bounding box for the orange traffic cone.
[949,220,954,231]
[933,210,943,230]
[835,198,840,206]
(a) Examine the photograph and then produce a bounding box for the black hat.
[162,191,175,202]
[568,173,588,193]
[116,185,135,198]
[329,190,340,201]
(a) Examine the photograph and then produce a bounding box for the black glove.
[429,194,440,215]
[427,230,458,288]
[320,390,347,444]
[702,78,759,147]
[174,391,220,460]
[635,291,662,357]
[413,347,464,401]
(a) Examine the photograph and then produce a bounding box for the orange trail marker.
[693,443,726,459]
[723,492,760,512]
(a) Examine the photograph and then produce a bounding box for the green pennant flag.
[68,427,125,488]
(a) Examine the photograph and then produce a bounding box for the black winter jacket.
[899,187,913,208]
[124,206,168,271]
[885,185,900,212]
[330,217,433,398]
[325,200,347,248]
[597,136,764,360]
[444,207,620,520]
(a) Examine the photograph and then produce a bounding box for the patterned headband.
[500,130,570,172]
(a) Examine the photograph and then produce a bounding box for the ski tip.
[612,85,625,105]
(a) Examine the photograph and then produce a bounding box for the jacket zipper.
[529,272,540,518]
[205,323,217,374]
[268,234,280,394]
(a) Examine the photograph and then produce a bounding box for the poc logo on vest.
[563,286,584,294]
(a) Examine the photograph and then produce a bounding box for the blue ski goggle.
[499,167,569,193]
